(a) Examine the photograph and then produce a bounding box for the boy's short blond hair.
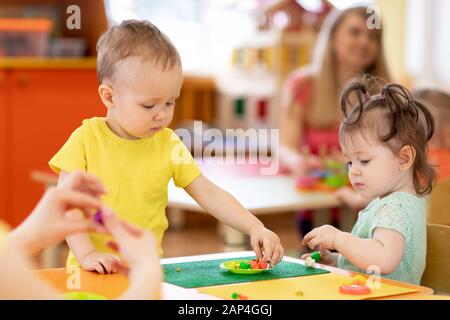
[96,19,181,83]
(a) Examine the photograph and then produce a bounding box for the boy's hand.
[249,225,284,266]
[302,224,342,250]
[301,245,338,266]
[81,251,121,274]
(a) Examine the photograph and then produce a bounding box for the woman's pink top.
[286,71,340,155]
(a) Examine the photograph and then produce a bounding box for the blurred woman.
[279,6,391,238]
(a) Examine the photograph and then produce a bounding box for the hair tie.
[361,88,370,101]
[380,85,390,100]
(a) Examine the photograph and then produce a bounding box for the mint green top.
[337,192,427,285]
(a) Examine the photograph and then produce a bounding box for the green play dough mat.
[163,256,329,288]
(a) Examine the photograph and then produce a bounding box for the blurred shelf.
[0,57,97,69]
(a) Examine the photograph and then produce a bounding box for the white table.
[168,175,340,214]
[31,166,343,265]
[167,171,341,250]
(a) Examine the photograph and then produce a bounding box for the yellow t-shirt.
[49,117,201,266]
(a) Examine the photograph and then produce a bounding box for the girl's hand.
[302,224,342,251]
[301,245,338,266]
[249,225,284,266]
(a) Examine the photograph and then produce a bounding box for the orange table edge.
[34,252,434,300]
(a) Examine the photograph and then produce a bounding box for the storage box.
[0,19,53,57]
[50,37,87,57]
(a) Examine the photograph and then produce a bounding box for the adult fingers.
[62,218,97,235]
[62,171,106,196]
[116,263,130,276]
[111,258,123,274]
[107,240,119,252]
[111,256,121,274]
[119,219,144,237]
[101,207,129,240]
[58,189,102,214]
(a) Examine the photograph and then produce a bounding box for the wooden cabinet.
[0,61,216,227]
[4,68,104,226]
[0,70,8,223]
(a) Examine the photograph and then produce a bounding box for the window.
[406,0,450,88]
[104,0,375,73]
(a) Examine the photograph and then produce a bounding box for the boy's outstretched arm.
[184,174,284,265]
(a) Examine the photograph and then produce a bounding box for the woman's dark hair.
[339,75,436,195]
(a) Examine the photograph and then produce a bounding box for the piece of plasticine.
[94,209,104,225]
[311,251,321,262]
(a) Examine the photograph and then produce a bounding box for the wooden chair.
[427,179,450,225]
[421,224,450,294]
